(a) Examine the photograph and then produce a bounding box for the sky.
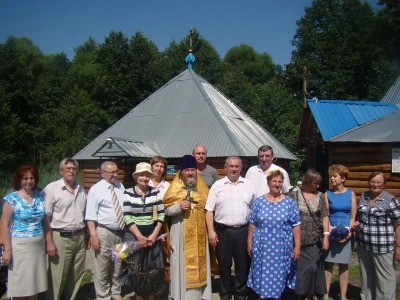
[0,0,382,66]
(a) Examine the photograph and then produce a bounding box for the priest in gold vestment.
[163,155,212,300]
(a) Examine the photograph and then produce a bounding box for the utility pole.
[302,67,310,108]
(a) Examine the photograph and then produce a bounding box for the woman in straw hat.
[120,162,166,300]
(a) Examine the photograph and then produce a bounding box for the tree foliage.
[163,28,222,84]
[286,0,397,100]
[1,5,399,178]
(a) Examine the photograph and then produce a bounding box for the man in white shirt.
[44,158,87,300]
[245,145,291,197]
[205,156,256,300]
[85,161,125,300]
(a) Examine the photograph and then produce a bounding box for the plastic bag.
[329,224,350,241]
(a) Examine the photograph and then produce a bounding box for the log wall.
[79,157,290,192]
[330,143,400,198]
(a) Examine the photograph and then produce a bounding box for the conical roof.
[73,69,296,160]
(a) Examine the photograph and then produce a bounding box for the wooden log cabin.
[298,99,400,198]
[73,69,296,191]
[79,156,291,192]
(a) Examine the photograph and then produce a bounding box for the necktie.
[109,184,125,229]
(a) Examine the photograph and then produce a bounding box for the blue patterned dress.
[247,195,301,298]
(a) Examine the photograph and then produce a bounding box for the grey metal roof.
[381,76,400,104]
[73,69,296,160]
[92,138,161,158]
[329,106,400,143]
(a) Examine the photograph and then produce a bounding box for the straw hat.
[132,162,153,178]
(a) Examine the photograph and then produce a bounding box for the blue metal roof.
[307,99,398,140]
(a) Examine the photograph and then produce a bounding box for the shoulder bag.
[131,247,164,296]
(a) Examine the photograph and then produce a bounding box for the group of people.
[0,144,399,300]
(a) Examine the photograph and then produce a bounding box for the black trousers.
[216,224,249,300]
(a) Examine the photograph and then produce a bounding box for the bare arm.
[147,222,163,246]
[43,216,57,256]
[247,224,255,257]
[206,210,218,248]
[292,225,301,260]
[350,190,357,227]
[1,202,13,264]
[395,223,400,261]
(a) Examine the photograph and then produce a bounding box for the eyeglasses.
[369,181,383,186]
[65,167,78,172]
[104,170,119,175]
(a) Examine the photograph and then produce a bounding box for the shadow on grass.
[77,282,96,300]
[328,281,361,300]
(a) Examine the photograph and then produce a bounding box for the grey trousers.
[93,226,124,300]
[357,245,396,300]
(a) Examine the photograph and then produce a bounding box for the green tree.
[127,32,167,107]
[163,28,222,84]
[222,44,274,86]
[286,0,394,100]
[0,36,47,168]
[95,30,132,124]
[33,52,71,166]
[0,87,22,169]
[49,88,106,158]
[217,44,275,112]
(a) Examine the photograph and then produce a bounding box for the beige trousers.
[93,226,124,300]
[46,230,86,300]
[358,245,396,300]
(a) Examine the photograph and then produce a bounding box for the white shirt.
[245,163,291,197]
[85,179,125,230]
[44,178,87,231]
[205,176,256,226]
[149,179,170,199]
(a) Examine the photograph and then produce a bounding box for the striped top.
[123,186,165,227]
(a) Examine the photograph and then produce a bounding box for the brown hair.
[302,169,322,187]
[258,145,274,156]
[266,169,284,183]
[12,164,39,191]
[150,156,168,179]
[368,171,386,184]
[328,164,349,179]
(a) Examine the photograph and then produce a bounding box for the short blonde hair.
[328,164,349,179]
[266,169,284,183]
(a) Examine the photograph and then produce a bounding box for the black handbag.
[131,249,164,296]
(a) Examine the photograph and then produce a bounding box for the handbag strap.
[299,190,321,232]
[137,243,160,271]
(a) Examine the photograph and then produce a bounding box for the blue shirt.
[3,191,45,238]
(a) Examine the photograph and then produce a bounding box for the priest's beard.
[183,175,197,187]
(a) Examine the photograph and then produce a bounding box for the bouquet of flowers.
[111,240,140,262]
[110,233,168,262]
[329,224,350,241]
